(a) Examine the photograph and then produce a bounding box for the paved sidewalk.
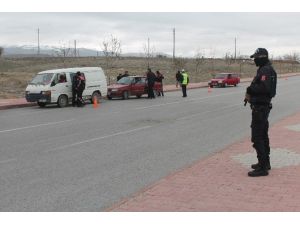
[0,73,298,110]
[109,112,300,211]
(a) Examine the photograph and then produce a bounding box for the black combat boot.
[248,168,269,177]
[251,161,271,170]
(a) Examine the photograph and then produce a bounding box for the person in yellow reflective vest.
[180,69,189,97]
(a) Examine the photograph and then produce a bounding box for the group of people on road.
[117,68,189,99]
[72,71,86,107]
[145,68,165,99]
[146,69,166,98]
[145,68,191,99]
[65,47,279,178]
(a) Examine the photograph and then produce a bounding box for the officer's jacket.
[146,72,157,85]
[182,72,189,85]
[247,62,277,104]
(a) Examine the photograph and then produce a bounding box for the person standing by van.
[72,72,80,107]
[76,72,86,107]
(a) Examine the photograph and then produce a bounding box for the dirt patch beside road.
[1,56,299,99]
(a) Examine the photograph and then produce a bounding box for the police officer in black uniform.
[72,72,80,107]
[244,48,277,177]
[146,68,157,99]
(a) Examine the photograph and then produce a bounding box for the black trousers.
[72,89,78,106]
[77,89,84,106]
[181,84,187,97]
[148,84,155,99]
[251,104,271,169]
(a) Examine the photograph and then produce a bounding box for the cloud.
[1,12,300,57]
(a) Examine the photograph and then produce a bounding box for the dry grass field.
[0,56,299,99]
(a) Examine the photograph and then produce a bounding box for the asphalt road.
[1,76,300,211]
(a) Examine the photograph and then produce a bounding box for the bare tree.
[209,48,216,72]
[282,52,300,72]
[101,35,122,85]
[282,52,300,61]
[173,57,188,71]
[224,52,234,65]
[102,35,122,70]
[0,47,3,58]
[54,42,72,67]
[143,42,156,69]
[194,50,205,72]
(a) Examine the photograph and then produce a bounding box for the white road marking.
[177,103,241,121]
[0,158,17,164]
[135,91,243,110]
[0,119,75,134]
[46,125,152,152]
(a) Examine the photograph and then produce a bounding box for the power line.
[74,40,77,57]
[234,37,237,61]
[173,28,175,60]
[147,37,150,69]
[37,28,40,55]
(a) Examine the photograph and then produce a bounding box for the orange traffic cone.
[93,97,99,109]
[208,86,212,93]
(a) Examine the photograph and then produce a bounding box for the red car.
[208,73,240,88]
[107,76,162,100]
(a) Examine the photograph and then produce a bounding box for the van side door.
[52,73,72,101]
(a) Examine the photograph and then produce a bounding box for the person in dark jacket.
[146,68,157,99]
[117,71,130,81]
[156,70,164,96]
[76,72,86,107]
[245,48,277,177]
[72,72,80,106]
[175,70,182,88]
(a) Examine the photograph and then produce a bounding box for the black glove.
[244,93,250,106]
[246,86,252,95]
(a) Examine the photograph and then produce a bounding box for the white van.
[25,67,107,107]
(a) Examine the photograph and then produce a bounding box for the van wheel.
[57,95,68,108]
[91,92,100,104]
[122,91,129,100]
[136,94,141,98]
[37,102,46,108]
[107,95,112,100]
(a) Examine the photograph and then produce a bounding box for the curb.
[0,102,36,110]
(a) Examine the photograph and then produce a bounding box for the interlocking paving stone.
[231,148,300,169]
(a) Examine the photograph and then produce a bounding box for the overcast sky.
[1,12,300,57]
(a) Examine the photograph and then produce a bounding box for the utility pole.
[37,28,40,55]
[147,37,150,69]
[74,40,77,57]
[173,28,175,61]
[234,37,237,61]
